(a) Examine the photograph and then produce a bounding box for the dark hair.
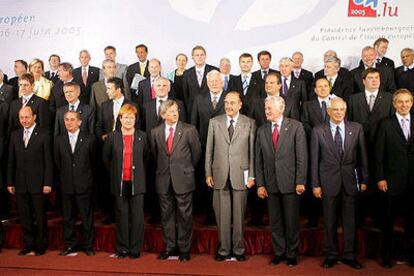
[63,81,80,91]
[313,76,330,88]
[19,72,35,84]
[107,77,124,93]
[374,37,389,47]
[15,59,28,69]
[362,67,381,80]
[239,53,253,60]
[59,62,74,74]
[104,45,116,52]
[191,45,206,55]
[135,44,148,52]
[257,50,272,61]
[64,110,81,120]
[265,72,281,85]
[48,54,61,62]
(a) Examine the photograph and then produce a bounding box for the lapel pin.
[285,128,288,131]
[138,137,141,141]
[80,139,83,142]
[349,132,352,135]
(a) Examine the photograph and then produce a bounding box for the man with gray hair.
[350,46,396,94]
[279,57,307,103]
[314,50,351,82]
[395,47,414,93]
[292,51,314,97]
[219,58,234,92]
[311,97,368,269]
[255,95,307,266]
[321,56,352,100]
[73,49,100,104]
[0,69,14,103]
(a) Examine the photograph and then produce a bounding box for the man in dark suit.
[229,53,261,115]
[249,72,300,128]
[45,54,60,83]
[314,50,351,82]
[7,60,28,98]
[135,59,173,108]
[292,51,314,96]
[311,97,368,269]
[191,70,226,224]
[348,68,394,225]
[8,73,50,133]
[279,57,308,104]
[50,62,76,114]
[0,99,6,252]
[205,92,256,261]
[219,58,236,93]
[126,44,150,89]
[252,50,279,92]
[374,38,395,69]
[182,45,217,118]
[72,50,100,104]
[54,82,95,136]
[351,46,396,95]
[0,70,14,103]
[376,89,414,268]
[151,100,201,261]
[54,110,96,256]
[256,96,307,266]
[7,106,53,256]
[395,48,414,93]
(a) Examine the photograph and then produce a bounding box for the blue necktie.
[283,77,289,96]
[224,75,229,91]
[334,126,343,158]
[242,76,248,95]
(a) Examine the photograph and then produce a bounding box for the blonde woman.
[28,58,53,100]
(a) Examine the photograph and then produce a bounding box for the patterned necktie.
[212,96,218,110]
[69,134,76,153]
[23,129,30,148]
[70,104,75,111]
[329,78,333,90]
[166,127,174,155]
[368,94,375,112]
[82,67,88,86]
[334,126,344,158]
[151,79,156,99]
[242,75,248,95]
[321,101,327,121]
[224,76,229,91]
[228,119,234,141]
[283,77,289,96]
[401,118,410,141]
[262,70,268,80]
[272,123,279,151]
[197,70,203,87]
[22,97,28,106]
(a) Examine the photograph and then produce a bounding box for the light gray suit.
[205,113,256,256]
[89,79,131,108]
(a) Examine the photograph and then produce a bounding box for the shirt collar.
[113,95,124,105]
[272,116,283,128]
[318,96,332,105]
[165,121,177,131]
[23,93,34,101]
[195,64,206,72]
[210,91,223,100]
[329,120,345,131]
[68,100,80,110]
[396,112,411,122]
[68,128,80,138]
[227,113,240,125]
[157,96,168,102]
[25,123,36,134]
[241,73,252,79]
[405,63,414,70]
[365,89,379,98]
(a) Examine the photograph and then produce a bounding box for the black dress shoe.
[85,249,95,256]
[179,253,191,262]
[322,258,338,268]
[381,259,392,268]
[59,247,76,256]
[129,253,140,259]
[287,257,297,267]
[158,251,174,260]
[18,248,34,256]
[341,258,362,269]
[35,248,46,256]
[215,254,227,261]
[271,255,285,265]
[113,252,128,259]
[235,254,246,262]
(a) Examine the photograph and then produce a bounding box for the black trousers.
[158,184,193,253]
[16,192,47,251]
[267,192,300,258]
[114,186,144,255]
[61,193,93,250]
[381,193,414,261]
[322,192,357,260]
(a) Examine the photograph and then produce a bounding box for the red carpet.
[0,249,413,275]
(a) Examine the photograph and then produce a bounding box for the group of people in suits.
[0,37,413,270]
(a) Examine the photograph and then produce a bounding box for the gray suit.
[99,63,128,80]
[90,79,131,108]
[150,121,202,253]
[205,113,256,256]
[255,119,307,258]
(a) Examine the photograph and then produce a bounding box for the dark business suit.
[315,67,351,83]
[0,102,5,249]
[395,66,414,93]
[141,98,186,132]
[252,68,279,92]
[311,121,368,260]
[150,121,202,253]
[126,61,150,86]
[8,95,50,134]
[134,78,175,109]
[293,69,314,100]
[7,126,53,252]
[359,57,395,70]
[103,130,149,255]
[249,96,299,127]
[54,132,96,250]
[350,64,396,95]
[73,66,100,104]
[0,83,14,104]
[375,114,414,262]
[280,76,308,105]
[310,75,352,101]
[301,99,330,138]
[182,64,218,118]
[7,76,20,101]
[255,119,307,258]
[54,103,95,136]
[45,71,59,84]
[229,74,262,115]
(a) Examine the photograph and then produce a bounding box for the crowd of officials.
[0,37,413,269]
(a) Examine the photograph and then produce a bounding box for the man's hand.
[206,176,215,188]
[101,134,108,141]
[257,186,268,199]
[246,178,255,189]
[377,180,388,192]
[7,186,15,195]
[360,183,367,192]
[296,184,306,195]
[313,187,322,198]
[43,186,52,194]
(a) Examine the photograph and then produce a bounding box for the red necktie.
[272,123,279,151]
[166,127,174,155]
[151,80,156,99]
[82,67,88,86]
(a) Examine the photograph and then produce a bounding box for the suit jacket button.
[72,164,75,167]
[132,166,135,169]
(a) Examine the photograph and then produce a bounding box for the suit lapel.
[158,125,168,154]
[26,125,39,149]
[219,115,230,144]
[371,92,384,113]
[310,100,324,122]
[232,115,245,142]
[343,122,354,160]
[265,123,275,153]
[171,121,183,154]
[276,119,289,154]
[74,132,85,153]
[391,115,408,142]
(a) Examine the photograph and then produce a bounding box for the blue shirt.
[329,120,345,150]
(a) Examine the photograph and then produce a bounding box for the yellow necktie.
[140,63,145,75]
